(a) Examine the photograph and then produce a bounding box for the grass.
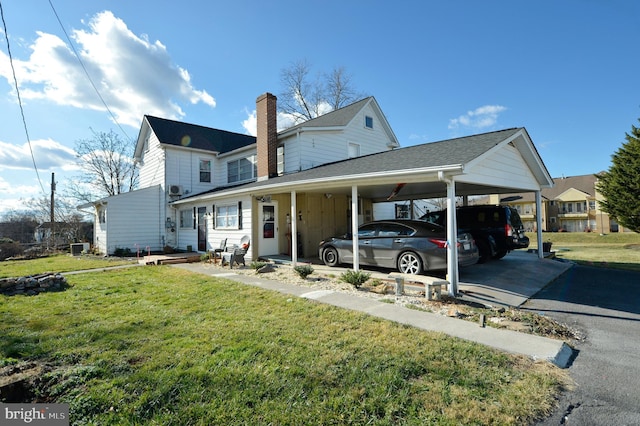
[0,259,571,425]
[0,254,138,278]
[527,232,640,271]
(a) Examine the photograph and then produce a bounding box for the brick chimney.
[256,92,278,180]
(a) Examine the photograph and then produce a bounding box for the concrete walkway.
[172,251,575,368]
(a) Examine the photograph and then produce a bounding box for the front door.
[197,206,207,251]
[259,202,279,256]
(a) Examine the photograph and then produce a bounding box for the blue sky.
[1,0,638,217]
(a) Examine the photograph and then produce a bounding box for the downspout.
[438,171,459,296]
[535,191,543,259]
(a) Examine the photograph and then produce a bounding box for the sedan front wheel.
[322,247,340,267]
[397,251,423,274]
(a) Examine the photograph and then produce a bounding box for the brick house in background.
[484,174,630,233]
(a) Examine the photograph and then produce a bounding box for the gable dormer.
[276,97,399,174]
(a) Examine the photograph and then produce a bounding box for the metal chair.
[211,238,227,264]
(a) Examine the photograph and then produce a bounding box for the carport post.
[439,172,459,296]
[445,179,459,296]
[351,185,360,272]
[535,191,543,259]
[291,190,298,266]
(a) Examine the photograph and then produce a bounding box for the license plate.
[463,243,471,250]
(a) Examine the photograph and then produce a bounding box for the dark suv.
[421,205,529,263]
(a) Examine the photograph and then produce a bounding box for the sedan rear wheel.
[322,247,340,267]
[397,251,423,274]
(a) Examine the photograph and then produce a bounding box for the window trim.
[227,157,256,184]
[365,115,374,129]
[179,208,194,229]
[213,202,243,230]
[199,158,212,183]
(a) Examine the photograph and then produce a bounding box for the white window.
[277,146,284,176]
[228,157,256,183]
[215,204,239,229]
[395,204,409,219]
[589,200,596,210]
[199,159,211,183]
[179,209,194,228]
[348,142,360,158]
[365,115,373,129]
[98,208,106,224]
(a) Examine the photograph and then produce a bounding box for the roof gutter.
[171,164,464,205]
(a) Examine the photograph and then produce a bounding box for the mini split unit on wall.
[168,185,183,196]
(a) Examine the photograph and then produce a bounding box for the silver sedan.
[318,220,479,274]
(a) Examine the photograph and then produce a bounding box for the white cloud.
[0,139,78,171]
[448,105,507,130]
[241,110,299,136]
[0,11,215,128]
[241,109,257,136]
[0,174,41,197]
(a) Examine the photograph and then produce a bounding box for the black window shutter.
[238,201,242,230]
[212,204,216,229]
[193,207,196,229]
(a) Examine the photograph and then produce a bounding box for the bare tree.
[0,210,39,243]
[430,197,464,211]
[326,66,362,111]
[71,129,138,203]
[278,59,366,125]
[25,196,91,245]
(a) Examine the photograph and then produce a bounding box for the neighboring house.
[485,174,631,233]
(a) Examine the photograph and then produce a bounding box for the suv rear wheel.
[476,240,492,263]
[492,249,508,260]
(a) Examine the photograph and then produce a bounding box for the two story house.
[85,93,399,256]
[83,91,557,294]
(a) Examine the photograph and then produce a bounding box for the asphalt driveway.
[524,265,640,425]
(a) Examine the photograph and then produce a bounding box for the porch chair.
[211,238,227,264]
[221,236,250,268]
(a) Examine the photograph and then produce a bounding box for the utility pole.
[50,172,55,249]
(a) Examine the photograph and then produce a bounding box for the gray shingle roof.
[145,115,256,154]
[265,127,521,183]
[183,128,522,198]
[281,97,372,131]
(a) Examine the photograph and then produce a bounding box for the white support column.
[446,178,459,296]
[351,185,359,272]
[535,190,543,259]
[291,190,298,266]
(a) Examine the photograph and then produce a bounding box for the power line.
[0,0,46,195]
[48,0,132,141]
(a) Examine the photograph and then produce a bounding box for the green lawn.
[0,254,137,278]
[0,257,570,425]
[527,232,640,271]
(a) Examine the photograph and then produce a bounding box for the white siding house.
[279,98,398,173]
[92,185,163,255]
[83,94,398,256]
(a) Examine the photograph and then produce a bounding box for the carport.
[182,128,553,296]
